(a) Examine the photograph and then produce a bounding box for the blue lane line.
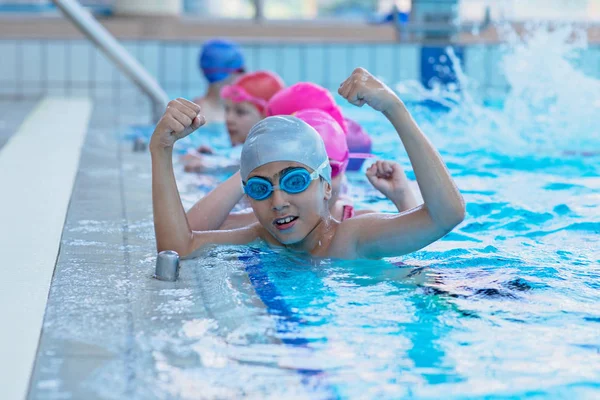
[239,251,340,398]
[240,252,309,345]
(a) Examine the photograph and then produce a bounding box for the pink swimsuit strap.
[341,204,355,221]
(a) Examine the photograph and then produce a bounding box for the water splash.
[396,23,600,154]
[500,23,600,151]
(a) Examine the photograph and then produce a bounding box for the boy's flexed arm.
[151,98,260,256]
[338,68,465,258]
[151,98,207,255]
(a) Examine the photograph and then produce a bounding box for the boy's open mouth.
[274,216,298,230]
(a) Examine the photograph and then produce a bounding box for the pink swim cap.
[294,109,349,163]
[267,82,348,134]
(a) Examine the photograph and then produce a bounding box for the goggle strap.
[315,159,329,176]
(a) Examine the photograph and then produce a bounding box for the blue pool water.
[111,26,600,398]
[142,91,599,398]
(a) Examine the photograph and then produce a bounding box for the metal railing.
[52,0,168,122]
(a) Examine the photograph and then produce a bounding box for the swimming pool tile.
[67,41,92,85]
[397,44,420,82]
[89,85,114,102]
[0,41,18,85]
[21,41,43,88]
[60,223,125,246]
[255,43,279,78]
[130,286,208,319]
[240,43,257,73]
[56,243,127,266]
[120,40,144,89]
[279,45,303,84]
[93,45,120,81]
[325,45,353,88]
[46,41,68,84]
[137,41,160,79]
[372,44,397,85]
[29,354,128,400]
[159,43,187,97]
[302,44,326,86]
[349,44,374,75]
[16,83,44,98]
[179,42,201,99]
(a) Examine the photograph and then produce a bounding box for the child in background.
[193,39,246,124]
[267,82,373,171]
[268,82,347,132]
[294,109,418,219]
[183,71,285,173]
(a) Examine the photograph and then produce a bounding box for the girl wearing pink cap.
[268,82,348,133]
[293,109,418,221]
[182,71,285,173]
[268,82,373,171]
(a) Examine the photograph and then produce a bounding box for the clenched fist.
[366,160,411,199]
[150,98,206,152]
[338,68,400,113]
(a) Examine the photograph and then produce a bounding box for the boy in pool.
[184,108,419,230]
[151,68,465,259]
[183,71,285,173]
[193,39,245,124]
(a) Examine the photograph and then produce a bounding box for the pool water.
[154,98,598,398]
[91,25,600,398]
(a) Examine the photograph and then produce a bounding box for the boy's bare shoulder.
[325,217,366,259]
[328,213,395,259]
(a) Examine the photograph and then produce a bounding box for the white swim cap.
[240,115,332,184]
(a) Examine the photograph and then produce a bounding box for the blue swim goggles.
[243,161,327,201]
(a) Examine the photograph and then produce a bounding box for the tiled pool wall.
[1,39,599,117]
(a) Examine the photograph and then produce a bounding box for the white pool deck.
[0,98,92,400]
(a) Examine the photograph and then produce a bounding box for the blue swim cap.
[199,39,245,83]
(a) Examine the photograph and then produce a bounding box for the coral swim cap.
[240,116,331,184]
[199,39,245,83]
[267,82,347,134]
[294,109,349,163]
[221,71,285,115]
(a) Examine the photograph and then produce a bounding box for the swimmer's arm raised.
[151,98,209,255]
[151,98,261,256]
[382,94,464,229]
[338,68,464,258]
